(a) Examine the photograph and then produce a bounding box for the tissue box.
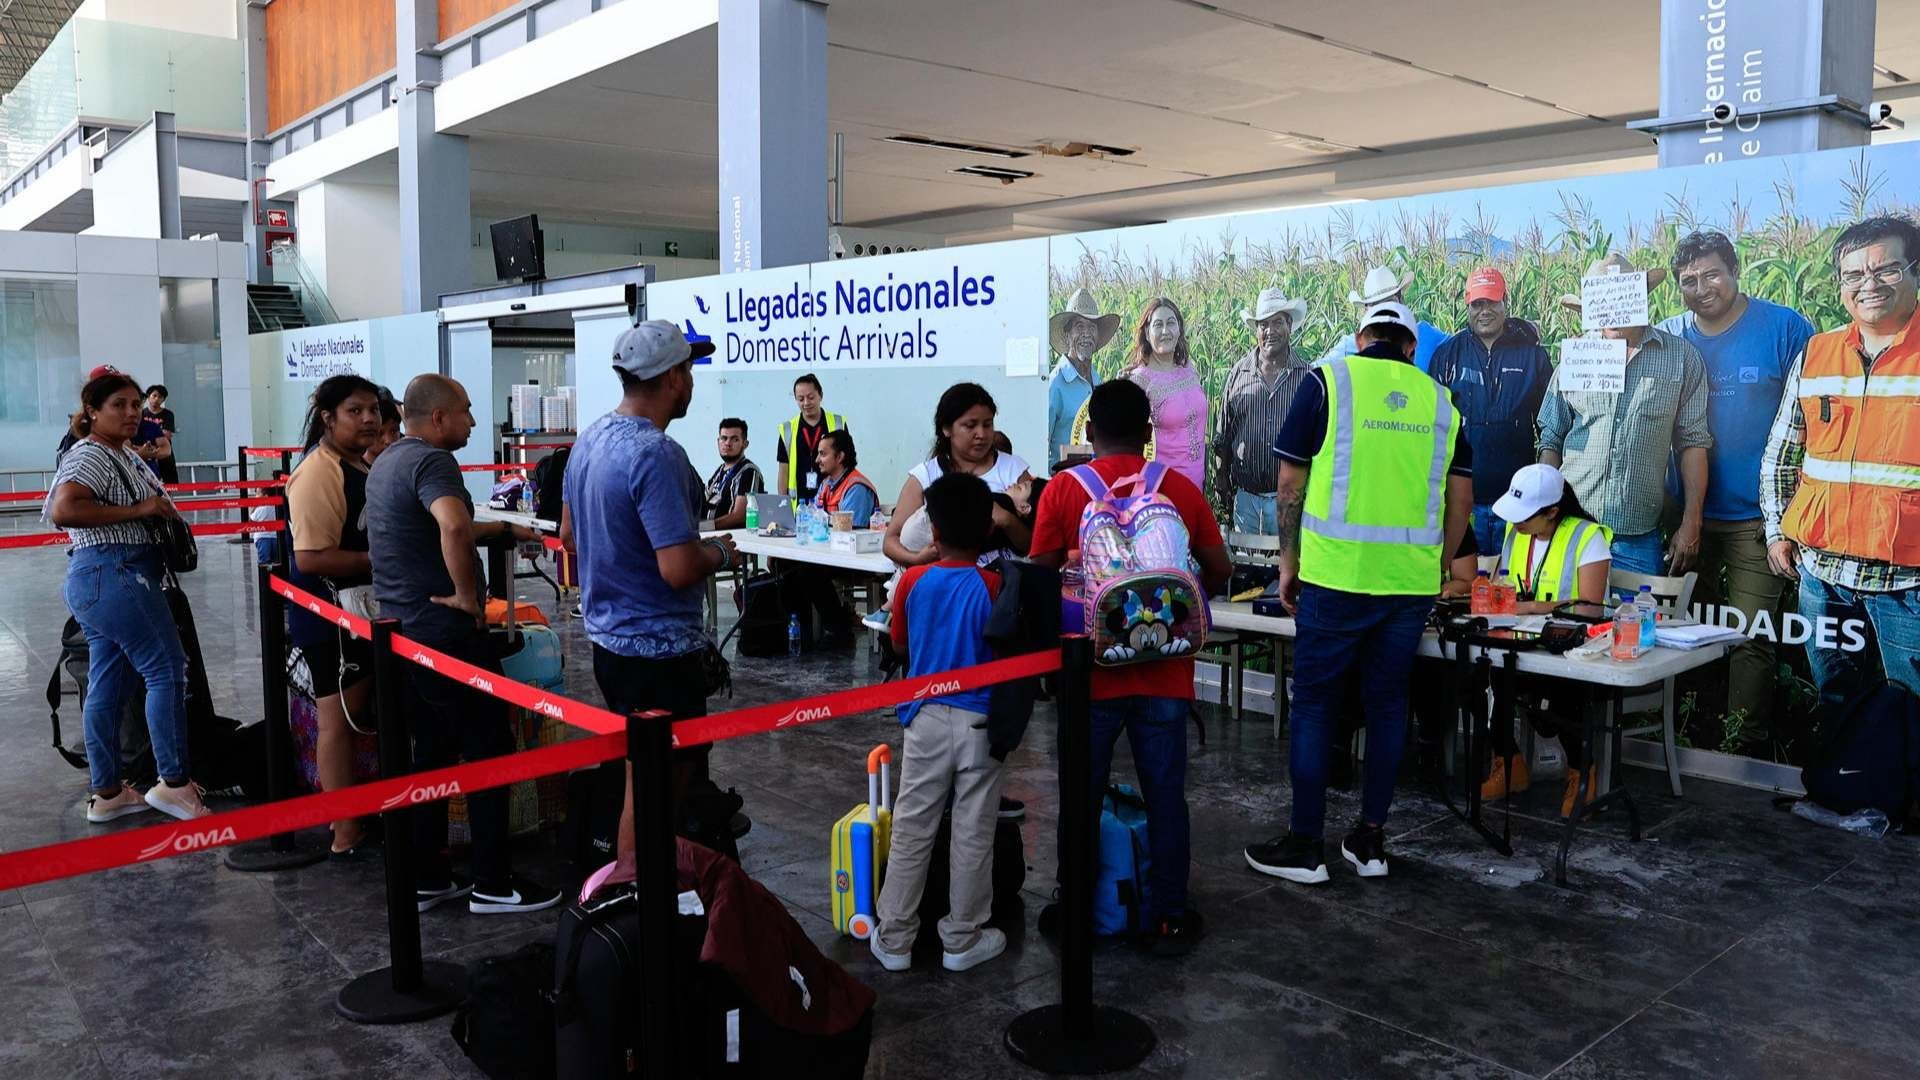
[829,530,882,554]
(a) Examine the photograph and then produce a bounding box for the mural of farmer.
[1316,265,1449,374]
[1537,253,1712,577]
[1214,287,1313,533]
[1046,287,1118,471]
[1762,214,1920,707]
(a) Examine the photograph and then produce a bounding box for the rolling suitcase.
[829,744,893,939]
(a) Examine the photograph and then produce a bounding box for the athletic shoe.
[570,603,583,619]
[470,876,563,915]
[143,781,211,821]
[941,928,1006,972]
[1244,832,1328,884]
[1147,908,1204,957]
[416,877,473,913]
[1340,823,1389,878]
[998,797,1026,821]
[85,782,153,823]
[860,609,891,633]
[869,934,912,972]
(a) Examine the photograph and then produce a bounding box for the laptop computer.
[751,493,797,530]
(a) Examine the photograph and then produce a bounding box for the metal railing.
[267,241,342,327]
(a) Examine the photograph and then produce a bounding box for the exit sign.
[664,241,680,257]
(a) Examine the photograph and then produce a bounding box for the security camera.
[1709,102,1736,125]
[1870,100,1902,130]
[827,229,846,259]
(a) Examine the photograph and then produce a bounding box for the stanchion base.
[223,831,330,872]
[335,961,467,1025]
[1005,1004,1155,1075]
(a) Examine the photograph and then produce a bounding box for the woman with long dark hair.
[882,382,1033,568]
[47,372,207,822]
[1125,297,1208,489]
[286,374,385,855]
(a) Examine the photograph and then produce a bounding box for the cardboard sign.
[1559,336,1628,393]
[1580,271,1648,330]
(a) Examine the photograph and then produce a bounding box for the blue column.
[397,0,471,311]
[717,0,828,272]
[1641,0,1875,167]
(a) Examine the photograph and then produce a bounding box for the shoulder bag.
[101,444,198,573]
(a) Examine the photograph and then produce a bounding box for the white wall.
[466,247,718,286]
[76,0,238,38]
[85,125,161,238]
[298,181,404,320]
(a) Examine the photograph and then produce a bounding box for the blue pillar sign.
[717,0,829,273]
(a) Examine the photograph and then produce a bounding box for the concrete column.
[242,0,270,282]
[153,112,182,240]
[717,0,828,272]
[1642,0,1876,166]
[397,0,471,312]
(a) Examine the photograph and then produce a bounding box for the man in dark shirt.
[366,373,557,916]
[142,384,179,484]
[703,416,764,529]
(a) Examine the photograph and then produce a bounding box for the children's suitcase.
[829,745,893,939]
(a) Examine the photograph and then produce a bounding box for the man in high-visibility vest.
[1762,214,1920,707]
[1245,302,1473,885]
[775,373,847,501]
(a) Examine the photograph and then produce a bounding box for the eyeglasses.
[1838,259,1917,291]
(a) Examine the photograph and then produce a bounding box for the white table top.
[474,506,557,533]
[705,528,897,576]
[1208,600,1729,688]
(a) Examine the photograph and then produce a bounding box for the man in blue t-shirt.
[561,321,740,863]
[1658,230,1815,751]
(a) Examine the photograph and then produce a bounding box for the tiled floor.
[2,536,1915,1078]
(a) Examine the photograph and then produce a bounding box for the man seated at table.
[784,430,880,649]
[703,417,764,530]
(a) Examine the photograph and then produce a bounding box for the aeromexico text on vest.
[722,268,997,365]
[1361,418,1433,434]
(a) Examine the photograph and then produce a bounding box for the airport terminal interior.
[0,1,1917,1078]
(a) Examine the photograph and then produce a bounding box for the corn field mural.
[1046,143,1920,768]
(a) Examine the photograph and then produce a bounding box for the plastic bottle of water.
[1611,598,1641,661]
[1470,570,1492,614]
[1635,585,1659,649]
[744,498,759,531]
[811,504,831,544]
[787,614,802,656]
[795,504,811,546]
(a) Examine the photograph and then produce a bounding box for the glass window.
[158,278,224,464]
[0,275,80,473]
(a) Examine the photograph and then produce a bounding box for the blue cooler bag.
[1095,785,1151,937]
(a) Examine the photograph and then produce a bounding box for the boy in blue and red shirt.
[870,472,1009,974]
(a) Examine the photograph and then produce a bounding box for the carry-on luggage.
[829,745,893,939]
[1800,679,1920,821]
[913,809,1028,951]
[46,615,156,784]
[1095,785,1152,937]
[449,622,569,843]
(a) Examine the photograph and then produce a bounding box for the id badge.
[805,470,819,492]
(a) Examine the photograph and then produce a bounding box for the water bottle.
[787,614,802,656]
[1611,598,1641,661]
[745,498,759,531]
[1493,566,1517,614]
[1635,585,1659,648]
[795,504,811,546]
[811,505,831,544]
[1470,570,1492,614]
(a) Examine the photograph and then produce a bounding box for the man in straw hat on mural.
[1046,287,1120,471]
[1537,252,1712,578]
[1215,286,1313,533]
[1317,265,1449,374]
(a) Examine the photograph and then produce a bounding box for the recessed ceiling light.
[884,134,1028,159]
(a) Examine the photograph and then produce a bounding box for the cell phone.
[1556,601,1612,624]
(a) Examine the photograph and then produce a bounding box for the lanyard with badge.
[800,421,826,492]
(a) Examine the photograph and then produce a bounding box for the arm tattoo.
[1275,485,1305,559]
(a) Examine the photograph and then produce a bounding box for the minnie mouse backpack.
[1060,462,1209,666]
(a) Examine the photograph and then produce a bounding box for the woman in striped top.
[46,372,209,823]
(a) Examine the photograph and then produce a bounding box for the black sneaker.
[1244,832,1328,884]
[1340,823,1389,879]
[417,877,473,912]
[470,876,564,915]
[1147,908,1204,957]
[998,797,1026,821]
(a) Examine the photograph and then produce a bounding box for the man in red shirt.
[1028,379,1230,954]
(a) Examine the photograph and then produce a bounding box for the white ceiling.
[411,0,1920,242]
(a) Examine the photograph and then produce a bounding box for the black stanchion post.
[1005,637,1155,1073]
[226,564,329,872]
[272,469,291,568]
[233,446,248,524]
[337,617,468,1024]
[629,710,676,1077]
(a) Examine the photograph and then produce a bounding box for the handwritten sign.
[1559,336,1628,393]
[1580,271,1649,330]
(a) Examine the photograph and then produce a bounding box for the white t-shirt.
[908,451,1030,494]
[1509,527,1609,597]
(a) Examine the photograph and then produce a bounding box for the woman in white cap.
[1483,462,1612,815]
[1124,297,1208,489]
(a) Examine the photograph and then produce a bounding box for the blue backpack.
[1801,680,1920,822]
[1095,785,1151,937]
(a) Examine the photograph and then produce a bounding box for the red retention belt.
[0,733,624,892]
[460,463,529,473]
[0,478,286,505]
[173,496,282,514]
[0,519,283,551]
[243,446,302,457]
[269,575,373,642]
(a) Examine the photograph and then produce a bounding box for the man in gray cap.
[560,320,740,876]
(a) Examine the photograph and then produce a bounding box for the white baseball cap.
[1357,301,1416,336]
[1492,463,1566,523]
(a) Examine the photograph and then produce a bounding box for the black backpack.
[47,615,157,784]
[451,941,558,1079]
[532,448,571,524]
[726,571,806,658]
[1800,680,1920,821]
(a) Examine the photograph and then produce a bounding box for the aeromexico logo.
[1385,391,1409,412]
[777,703,832,728]
[381,780,462,811]
[683,319,714,365]
[139,825,239,861]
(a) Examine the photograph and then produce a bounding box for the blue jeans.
[1797,574,1920,709]
[1287,584,1430,839]
[63,544,188,789]
[1088,696,1190,919]
[1608,529,1666,577]
[1232,490,1278,535]
[1470,503,1504,557]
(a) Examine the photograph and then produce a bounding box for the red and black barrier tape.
[0,478,287,505]
[0,519,285,550]
[459,462,532,473]
[242,446,303,458]
[268,575,373,642]
[170,496,283,514]
[0,732,625,892]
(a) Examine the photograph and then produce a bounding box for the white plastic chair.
[1603,568,1698,797]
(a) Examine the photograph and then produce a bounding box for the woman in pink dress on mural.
[1125,297,1208,489]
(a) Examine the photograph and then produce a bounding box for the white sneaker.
[85,783,154,823]
[869,934,912,972]
[942,928,1006,972]
[144,781,211,821]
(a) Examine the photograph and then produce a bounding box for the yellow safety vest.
[1497,516,1613,604]
[1301,356,1460,595]
[780,411,845,493]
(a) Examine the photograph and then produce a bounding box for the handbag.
[102,444,198,573]
[335,584,378,621]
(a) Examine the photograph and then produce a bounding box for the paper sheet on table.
[1654,622,1747,649]
[1581,271,1648,330]
[1558,337,1628,393]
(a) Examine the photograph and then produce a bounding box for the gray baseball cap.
[612,319,714,381]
